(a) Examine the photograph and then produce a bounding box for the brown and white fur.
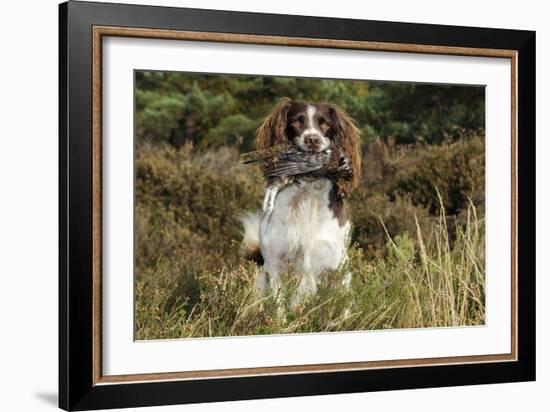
[241,98,361,307]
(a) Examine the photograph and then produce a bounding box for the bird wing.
[263,151,331,178]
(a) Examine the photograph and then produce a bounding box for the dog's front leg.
[262,178,292,218]
[262,185,279,216]
[261,262,289,320]
[291,239,346,310]
[291,273,318,310]
[255,267,268,295]
[264,263,282,296]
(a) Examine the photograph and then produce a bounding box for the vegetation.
[136,71,484,150]
[134,72,486,339]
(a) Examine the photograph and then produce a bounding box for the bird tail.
[238,212,263,265]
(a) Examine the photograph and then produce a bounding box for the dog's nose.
[304,134,320,147]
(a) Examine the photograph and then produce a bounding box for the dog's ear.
[256,97,292,150]
[330,105,362,191]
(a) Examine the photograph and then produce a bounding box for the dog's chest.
[281,179,333,223]
[262,178,344,253]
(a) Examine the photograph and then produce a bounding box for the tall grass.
[135,179,485,339]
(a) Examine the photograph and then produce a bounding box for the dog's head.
[256,98,362,190]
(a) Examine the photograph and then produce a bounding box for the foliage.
[389,136,485,214]
[136,144,263,270]
[136,71,485,150]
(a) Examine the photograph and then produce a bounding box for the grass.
[135,171,485,340]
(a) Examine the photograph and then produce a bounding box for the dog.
[240,98,361,308]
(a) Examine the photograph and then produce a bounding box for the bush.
[135,143,263,271]
[349,191,432,258]
[389,136,485,214]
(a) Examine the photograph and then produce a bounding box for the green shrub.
[389,137,485,214]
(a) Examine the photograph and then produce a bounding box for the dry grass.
[134,143,485,339]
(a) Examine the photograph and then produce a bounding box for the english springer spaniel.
[241,98,361,308]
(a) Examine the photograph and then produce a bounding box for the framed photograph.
[59,1,535,410]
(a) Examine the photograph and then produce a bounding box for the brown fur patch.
[256,97,292,151]
[329,183,350,226]
[243,246,264,266]
[329,104,362,194]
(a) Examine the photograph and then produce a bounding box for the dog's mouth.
[302,147,331,155]
[301,146,332,155]
[294,139,331,154]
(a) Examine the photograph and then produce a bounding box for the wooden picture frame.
[59,1,535,410]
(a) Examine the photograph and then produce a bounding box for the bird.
[242,144,349,180]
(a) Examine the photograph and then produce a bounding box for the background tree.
[136,71,484,151]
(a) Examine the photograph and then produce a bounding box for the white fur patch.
[238,212,261,254]
[293,105,331,152]
[306,104,316,127]
[259,178,350,304]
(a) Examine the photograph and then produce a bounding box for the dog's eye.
[291,116,304,128]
